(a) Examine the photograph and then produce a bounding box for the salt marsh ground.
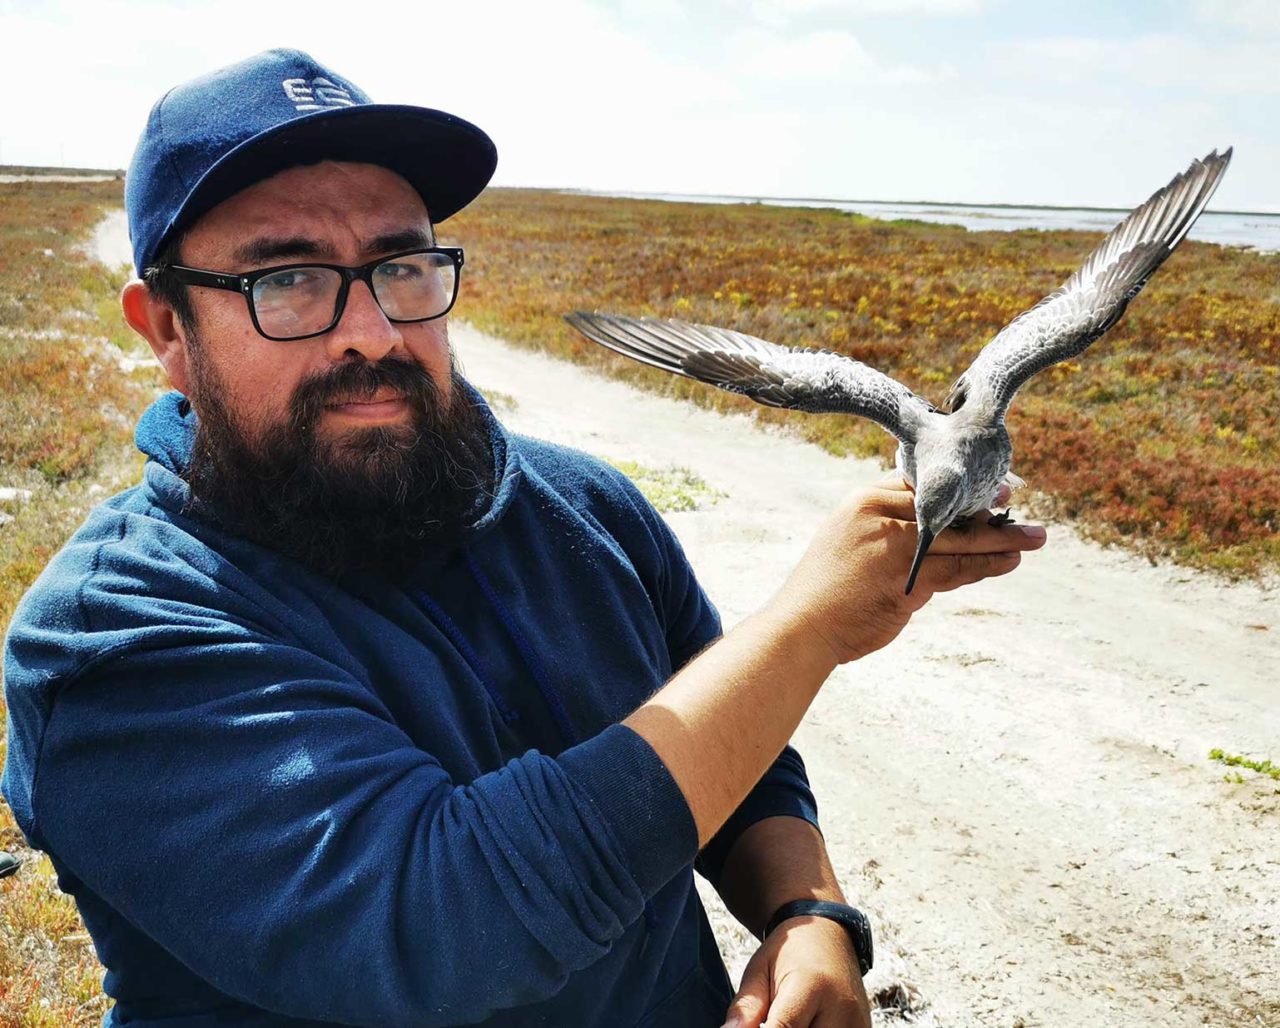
[0,180,1276,1025]
[450,188,1280,578]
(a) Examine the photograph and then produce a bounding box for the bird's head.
[906,465,967,595]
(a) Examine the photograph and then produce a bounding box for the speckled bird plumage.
[566,150,1232,593]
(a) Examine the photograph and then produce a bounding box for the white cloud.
[725,28,937,83]
[989,33,1280,95]
[619,0,687,19]
[1194,0,1280,35]
[737,29,871,81]
[0,0,738,170]
[752,0,983,15]
[747,0,985,28]
[0,0,1274,211]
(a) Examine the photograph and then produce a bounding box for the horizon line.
[545,185,1279,221]
[4,164,1277,219]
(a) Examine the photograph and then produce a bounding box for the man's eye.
[261,269,318,290]
[376,262,422,281]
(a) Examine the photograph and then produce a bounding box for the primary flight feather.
[566,149,1233,594]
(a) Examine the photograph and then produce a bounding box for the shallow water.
[592,190,1280,253]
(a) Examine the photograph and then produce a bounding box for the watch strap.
[763,899,874,976]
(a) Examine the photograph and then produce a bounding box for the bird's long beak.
[905,526,934,595]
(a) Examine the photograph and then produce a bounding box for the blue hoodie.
[2,388,819,1027]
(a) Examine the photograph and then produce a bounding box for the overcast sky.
[1,0,1276,211]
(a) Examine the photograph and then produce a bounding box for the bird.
[565,149,1232,595]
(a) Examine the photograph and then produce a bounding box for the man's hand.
[722,917,871,1028]
[772,475,1045,664]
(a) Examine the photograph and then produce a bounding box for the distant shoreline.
[547,186,1279,252]
[4,167,1274,218]
[0,164,124,178]
[560,186,1278,221]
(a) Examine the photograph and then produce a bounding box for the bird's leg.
[987,509,1016,527]
[948,514,975,531]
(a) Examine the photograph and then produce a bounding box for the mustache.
[289,356,443,431]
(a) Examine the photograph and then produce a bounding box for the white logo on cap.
[282,77,355,111]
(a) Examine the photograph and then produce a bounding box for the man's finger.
[759,977,818,1028]
[927,521,1046,556]
[921,550,1024,593]
[872,472,912,492]
[863,476,1016,513]
[855,485,918,519]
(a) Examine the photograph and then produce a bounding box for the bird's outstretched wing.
[565,311,935,444]
[947,149,1232,418]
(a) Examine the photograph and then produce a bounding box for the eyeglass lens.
[251,252,457,339]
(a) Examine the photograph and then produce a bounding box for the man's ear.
[121,280,192,395]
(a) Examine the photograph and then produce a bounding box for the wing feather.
[948,149,1232,417]
[566,311,934,443]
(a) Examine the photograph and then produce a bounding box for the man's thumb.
[721,962,770,1028]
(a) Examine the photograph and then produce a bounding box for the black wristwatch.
[763,900,874,977]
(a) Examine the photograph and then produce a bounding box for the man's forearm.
[715,816,845,937]
[624,601,836,848]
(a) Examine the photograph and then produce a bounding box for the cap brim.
[157,103,496,261]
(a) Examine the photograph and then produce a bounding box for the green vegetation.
[448,188,1280,577]
[475,386,519,413]
[1210,748,1280,781]
[0,178,160,1026]
[0,181,160,630]
[604,459,725,513]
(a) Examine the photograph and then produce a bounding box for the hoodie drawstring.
[460,552,661,947]
[413,588,519,725]
[463,553,577,748]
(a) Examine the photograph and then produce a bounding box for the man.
[1,50,1045,1026]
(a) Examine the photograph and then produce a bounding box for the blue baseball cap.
[125,48,497,277]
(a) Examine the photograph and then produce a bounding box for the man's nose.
[323,279,403,363]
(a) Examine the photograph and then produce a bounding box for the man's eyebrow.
[233,237,334,266]
[231,228,435,268]
[367,227,435,254]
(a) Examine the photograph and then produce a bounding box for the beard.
[183,341,495,583]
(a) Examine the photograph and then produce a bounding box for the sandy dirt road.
[91,219,1277,1026]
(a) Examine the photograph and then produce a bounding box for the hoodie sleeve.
[598,467,821,887]
[30,621,697,1026]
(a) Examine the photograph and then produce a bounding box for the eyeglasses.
[167,247,464,341]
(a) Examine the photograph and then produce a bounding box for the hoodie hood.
[134,381,522,542]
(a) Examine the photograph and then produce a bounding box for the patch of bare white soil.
[91,214,1277,1026]
[84,208,132,270]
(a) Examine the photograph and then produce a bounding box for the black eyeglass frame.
[166,246,465,341]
